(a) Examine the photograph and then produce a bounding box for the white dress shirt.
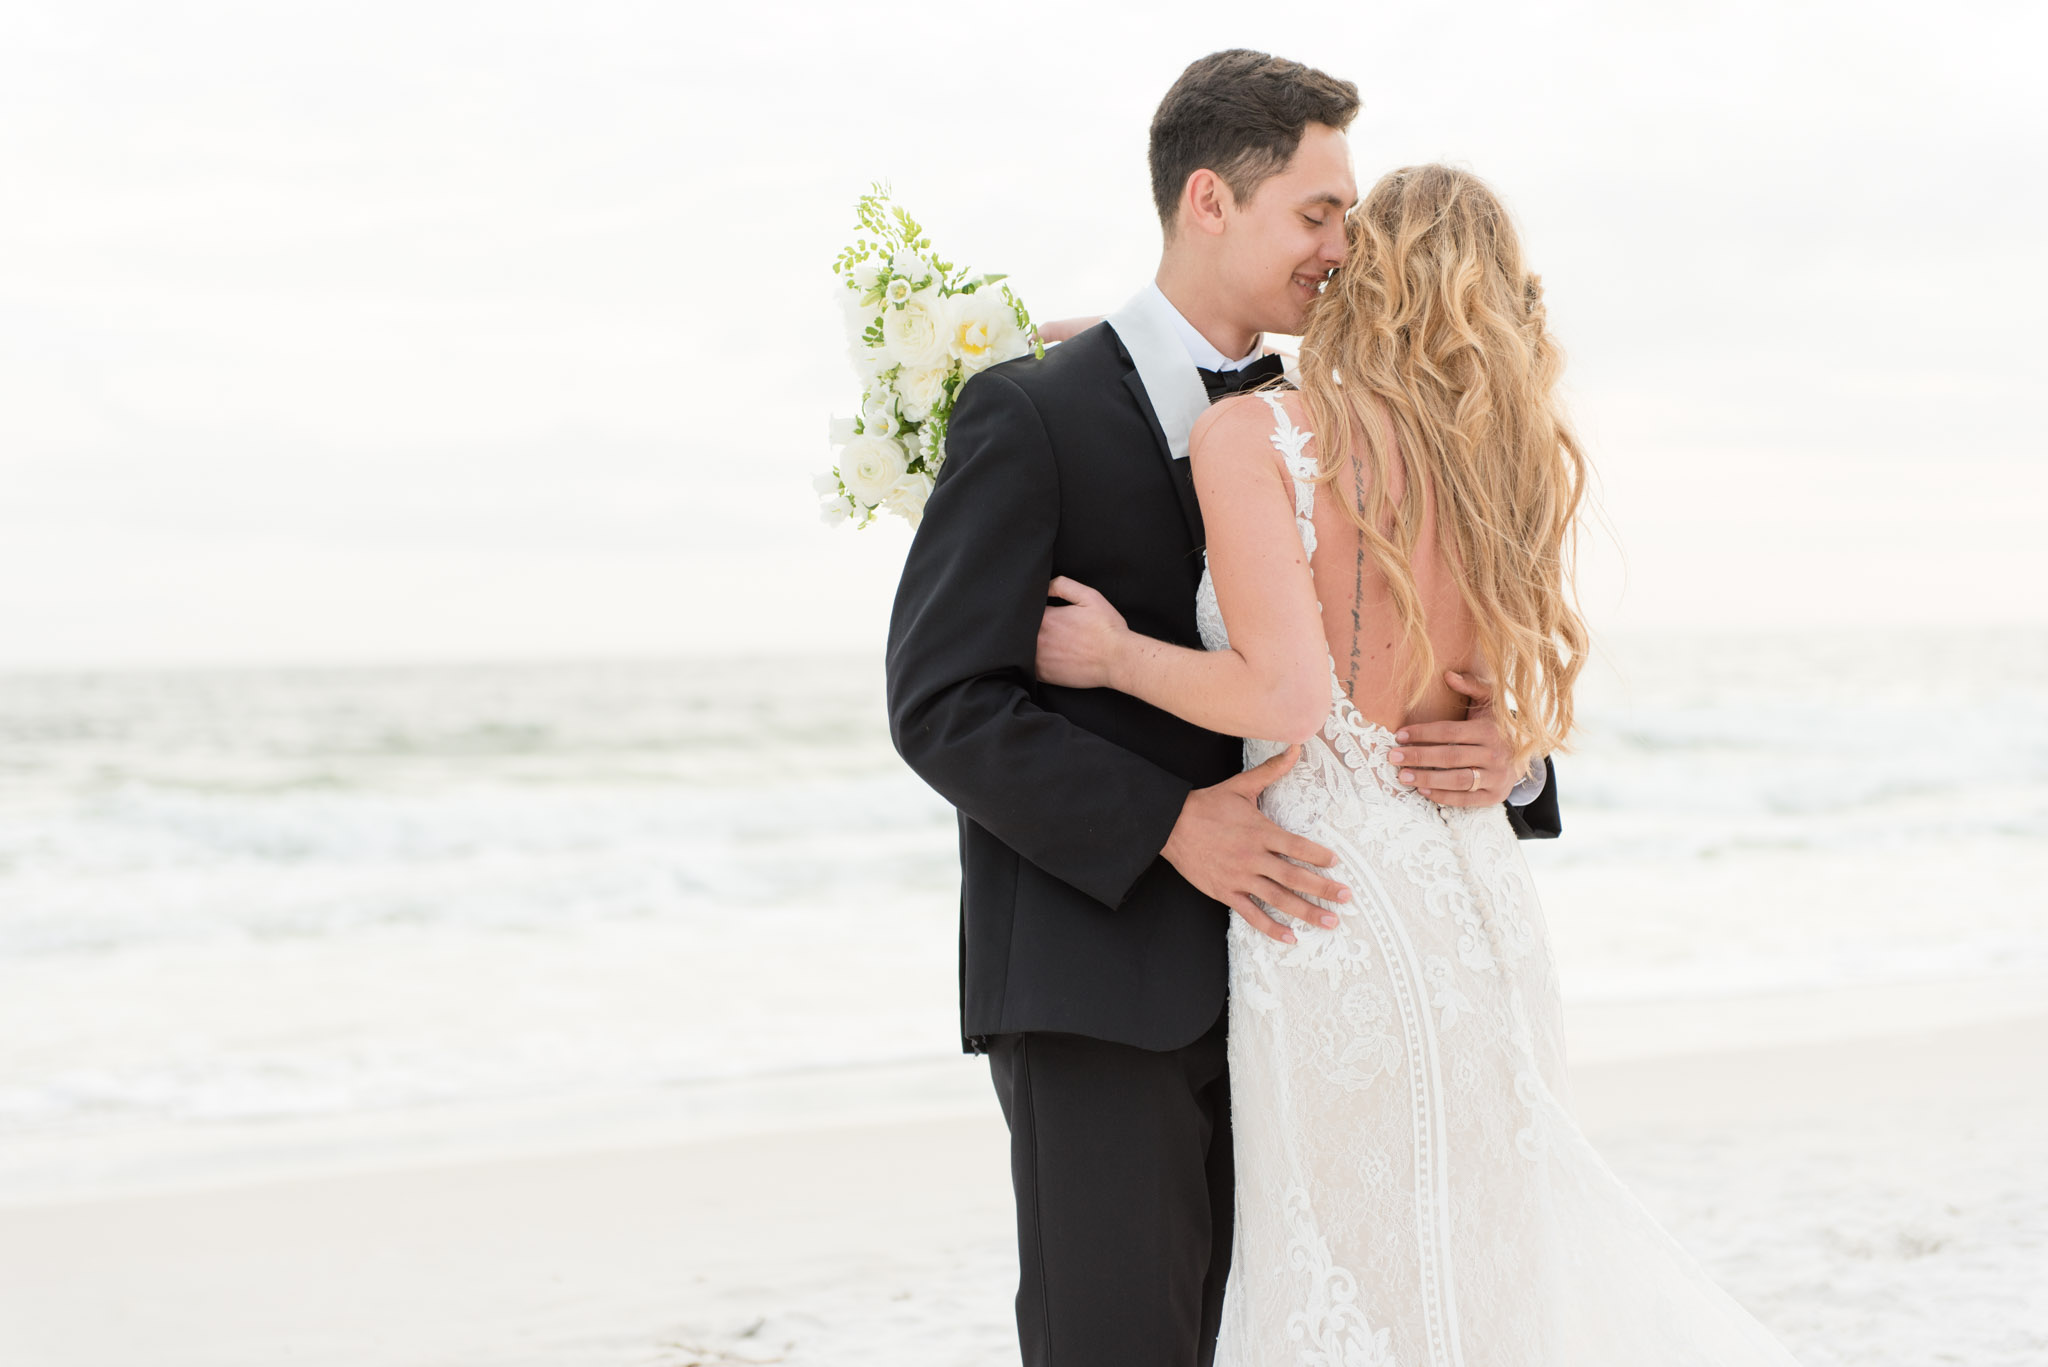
[1148,282,1265,372]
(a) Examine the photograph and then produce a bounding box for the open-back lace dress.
[1201,393,1802,1366]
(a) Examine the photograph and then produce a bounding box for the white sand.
[1,1013,2043,1367]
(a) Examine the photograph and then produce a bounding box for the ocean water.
[1,630,2044,1198]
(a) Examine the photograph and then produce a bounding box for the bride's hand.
[1389,670,1521,807]
[1035,576,1129,689]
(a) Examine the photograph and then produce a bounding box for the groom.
[887,50,1560,1366]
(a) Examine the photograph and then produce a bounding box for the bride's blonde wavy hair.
[1298,163,1589,769]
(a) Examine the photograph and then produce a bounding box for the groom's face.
[1220,122,1356,335]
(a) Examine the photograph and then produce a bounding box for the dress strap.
[1259,391,1319,545]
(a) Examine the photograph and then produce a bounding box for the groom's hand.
[1162,746,1349,945]
[1390,670,1521,807]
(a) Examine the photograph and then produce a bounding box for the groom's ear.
[1178,168,1237,240]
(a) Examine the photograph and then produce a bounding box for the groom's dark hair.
[1150,50,1359,234]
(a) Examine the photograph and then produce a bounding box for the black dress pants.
[985,1007,1233,1367]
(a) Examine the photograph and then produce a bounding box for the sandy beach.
[1,1005,2041,1367]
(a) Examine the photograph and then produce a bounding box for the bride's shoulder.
[1191,389,1300,468]
[1192,390,1267,441]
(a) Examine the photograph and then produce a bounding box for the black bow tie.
[1198,352,1288,402]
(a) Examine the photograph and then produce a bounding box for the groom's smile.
[1150,110,1354,356]
[1231,120,1355,336]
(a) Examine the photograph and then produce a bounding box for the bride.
[1034,163,1802,1364]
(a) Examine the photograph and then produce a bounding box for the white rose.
[881,293,950,370]
[882,471,934,527]
[895,364,952,422]
[947,289,1025,374]
[840,434,909,507]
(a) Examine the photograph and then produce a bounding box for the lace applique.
[1311,980,1404,1092]
[1260,389,1321,557]
[1280,1185,1397,1366]
[1423,954,1475,1032]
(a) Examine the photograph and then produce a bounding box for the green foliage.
[829,184,1035,330]
[832,181,947,292]
[1001,283,1047,359]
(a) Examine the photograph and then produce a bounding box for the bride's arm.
[1033,316,1103,345]
[1036,396,1331,742]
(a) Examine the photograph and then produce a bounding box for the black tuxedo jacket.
[885,323,1561,1055]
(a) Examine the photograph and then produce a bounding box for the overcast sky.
[1,0,2042,667]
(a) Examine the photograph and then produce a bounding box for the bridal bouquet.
[817,185,1042,529]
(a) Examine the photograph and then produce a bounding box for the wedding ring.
[1470,767,1482,792]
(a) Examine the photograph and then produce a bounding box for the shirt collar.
[1147,282,1263,372]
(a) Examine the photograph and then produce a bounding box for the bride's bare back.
[1204,387,1478,738]
[1294,390,1477,733]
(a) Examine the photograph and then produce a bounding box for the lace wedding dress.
[1201,394,1801,1366]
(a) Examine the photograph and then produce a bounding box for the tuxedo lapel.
[1120,368,1206,547]
[1106,294,1210,549]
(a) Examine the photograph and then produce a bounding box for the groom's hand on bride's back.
[1162,747,1349,945]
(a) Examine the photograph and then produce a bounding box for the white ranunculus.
[882,471,934,527]
[826,416,858,447]
[840,434,909,507]
[895,364,952,422]
[881,294,950,370]
[947,289,1025,374]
